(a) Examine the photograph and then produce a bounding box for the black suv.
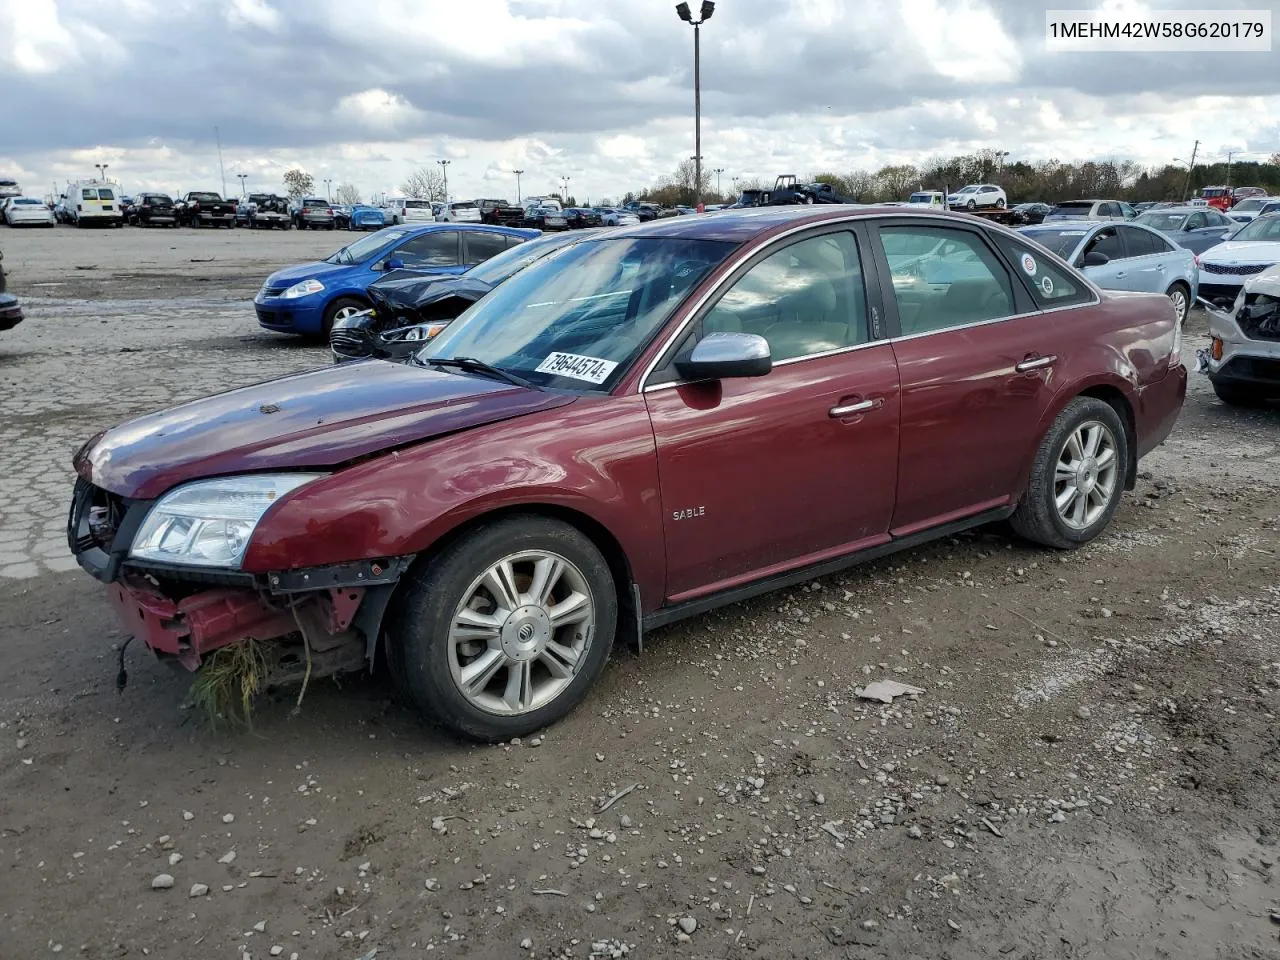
[127,193,176,227]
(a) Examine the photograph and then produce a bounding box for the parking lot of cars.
[1,202,1278,959]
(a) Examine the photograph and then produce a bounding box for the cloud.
[1,0,1276,202]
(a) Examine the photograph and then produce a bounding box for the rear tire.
[1211,379,1269,407]
[386,515,617,741]
[1011,397,1128,549]
[1165,282,1190,327]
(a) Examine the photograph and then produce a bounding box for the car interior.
[880,228,1012,335]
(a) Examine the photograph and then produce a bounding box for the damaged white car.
[1198,264,1280,406]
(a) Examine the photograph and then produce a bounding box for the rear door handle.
[1016,355,1057,373]
[829,398,881,418]
[1114,271,1127,279]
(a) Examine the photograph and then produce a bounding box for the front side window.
[1084,228,1124,261]
[697,232,868,362]
[878,226,1014,335]
[992,234,1093,308]
[420,237,735,392]
[395,231,460,268]
[1186,213,1207,230]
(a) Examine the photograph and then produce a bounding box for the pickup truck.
[176,191,236,228]
[477,198,527,226]
[237,194,291,229]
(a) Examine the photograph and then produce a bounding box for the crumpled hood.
[77,361,576,499]
[368,274,493,315]
[1199,240,1280,265]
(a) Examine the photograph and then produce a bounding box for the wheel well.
[381,504,640,657]
[1078,385,1138,490]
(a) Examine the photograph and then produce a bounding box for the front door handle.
[1016,354,1058,373]
[829,398,881,418]
[1114,271,1127,279]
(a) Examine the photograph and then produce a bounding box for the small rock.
[358,861,371,873]
[529,737,542,747]
[619,815,633,828]
[270,948,283,957]
[168,852,183,866]
[253,921,266,933]
[948,919,962,931]
[218,850,236,864]
[424,878,439,891]
[588,828,604,840]
[520,938,533,949]
[861,919,879,931]
[182,811,194,821]
[595,753,605,762]
[151,874,174,890]
[907,826,923,839]
[1051,811,1066,823]
[1076,706,1092,720]
[189,883,209,898]
[678,917,697,935]
[222,813,235,824]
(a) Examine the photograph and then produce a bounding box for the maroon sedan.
[68,207,1186,740]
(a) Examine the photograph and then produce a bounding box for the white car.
[1194,213,1280,310]
[946,183,1006,210]
[436,201,482,223]
[907,191,946,208]
[596,207,640,226]
[3,197,55,226]
[1226,197,1278,225]
[382,197,436,224]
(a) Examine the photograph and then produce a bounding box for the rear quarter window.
[992,234,1094,309]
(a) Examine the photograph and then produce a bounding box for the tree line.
[628,150,1280,207]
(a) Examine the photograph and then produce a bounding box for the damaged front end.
[1196,266,1280,395]
[68,476,411,688]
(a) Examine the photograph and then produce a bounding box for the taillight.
[327,208,334,216]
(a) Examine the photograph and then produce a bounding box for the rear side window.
[98,189,115,200]
[81,189,97,200]
[992,234,1093,309]
[877,226,1014,336]
[463,230,510,265]
[1120,226,1166,257]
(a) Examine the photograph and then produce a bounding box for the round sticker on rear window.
[1021,252,1037,276]
[1040,275,1054,296]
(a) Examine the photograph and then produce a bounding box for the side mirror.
[383,257,405,271]
[675,332,772,381]
[1081,250,1110,267]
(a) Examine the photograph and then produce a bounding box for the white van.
[382,197,436,225]
[66,180,124,227]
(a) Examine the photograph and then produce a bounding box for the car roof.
[605,205,1037,243]
[1138,206,1209,215]
[397,222,540,237]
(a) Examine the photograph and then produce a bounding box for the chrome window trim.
[636,212,1103,394]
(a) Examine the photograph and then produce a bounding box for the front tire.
[321,297,367,338]
[387,515,617,741]
[1211,379,1269,407]
[1011,397,1128,549]
[966,199,977,211]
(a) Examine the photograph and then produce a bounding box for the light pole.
[323,178,332,202]
[712,166,725,197]
[561,176,571,203]
[94,163,109,182]
[236,173,248,196]
[675,1,715,208]
[437,160,451,203]
[513,169,524,204]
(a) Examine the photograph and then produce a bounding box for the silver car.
[1198,264,1280,406]
[1019,220,1198,325]
[1132,206,1236,255]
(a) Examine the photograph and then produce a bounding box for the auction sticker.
[535,352,618,384]
[1021,252,1037,276]
[1041,275,1054,296]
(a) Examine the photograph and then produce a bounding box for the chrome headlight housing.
[282,278,325,299]
[130,474,324,568]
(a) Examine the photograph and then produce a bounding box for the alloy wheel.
[1053,420,1119,530]
[447,550,595,716]
[332,305,363,323]
[1168,287,1188,326]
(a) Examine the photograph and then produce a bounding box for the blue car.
[254,223,539,336]
[349,204,386,231]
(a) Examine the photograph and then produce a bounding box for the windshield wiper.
[423,356,539,390]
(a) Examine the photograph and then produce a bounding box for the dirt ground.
[0,227,1277,960]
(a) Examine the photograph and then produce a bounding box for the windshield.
[465,233,583,285]
[1228,216,1280,242]
[417,237,735,391]
[325,228,411,265]
[1021,228,1089,259]
[451,202,477,210]
[1232,198,1268,212]
[1135,213,1187,231]
[13,198,41,205]
[908,193,935,203]
[1201,188,1228,198]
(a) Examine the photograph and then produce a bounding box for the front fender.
[243,393,667,607]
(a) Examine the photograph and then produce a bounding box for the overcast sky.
[2,0,1278,203]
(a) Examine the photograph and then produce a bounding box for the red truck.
[1200,185,1266,212]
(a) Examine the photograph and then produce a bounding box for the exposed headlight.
[130,474,324,568]
[282,278,325,299]
[1233,287,1247,313]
